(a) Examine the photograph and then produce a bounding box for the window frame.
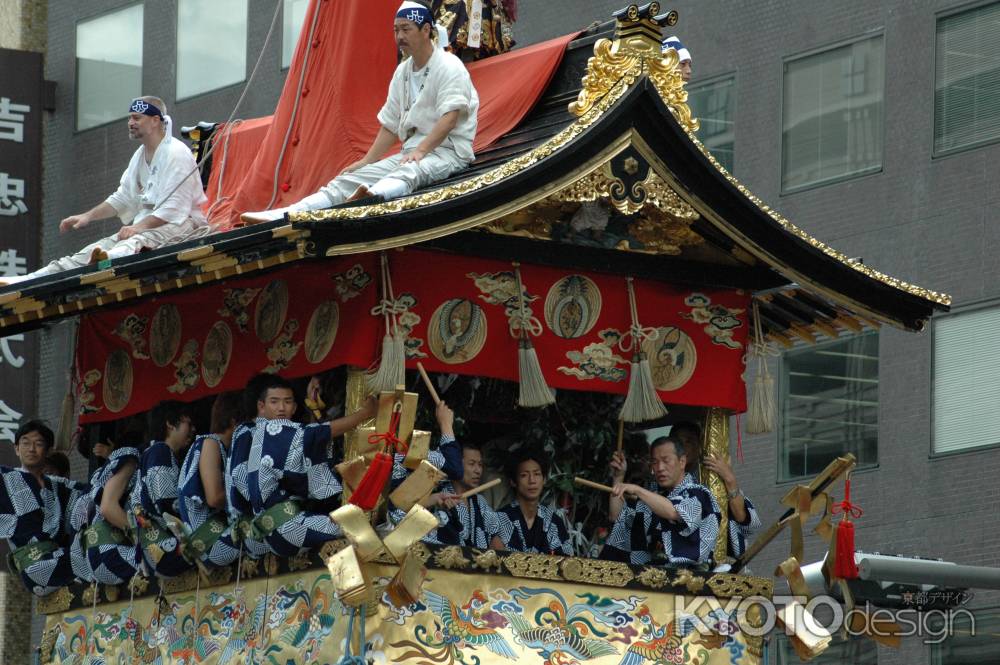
[175,0,249,102]
[281,0,312,70]
[931,0,1000,159]
[778,31,887,195]
[777,331,880,484]
[74,2,145,133]
[929,298,1000,458]
[928,604,998,665]
[770,631,880,664]
[686,71,738,174]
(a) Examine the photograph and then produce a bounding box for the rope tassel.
[619,278,667,423]
[367,253,406,395]
[833,476,862,579]
[746,300,777,434]
[512,265,554,408]
[350,404,407,511]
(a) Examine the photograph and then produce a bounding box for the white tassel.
[367,331,406,394]
[620,353,667,422]
[619,277,667,423]
[745,300,777,434]
[518,339,555,407]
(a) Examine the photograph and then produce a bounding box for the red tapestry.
[77,249,749,423]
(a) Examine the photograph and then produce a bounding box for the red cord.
[367,408,408,454]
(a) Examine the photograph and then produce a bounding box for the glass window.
[76,4,144,131]
[781,35,884,192]
[176,0,248,100]
[774,633,877,664]
[930,607,1000,664]
[933,306,1000,454]
[688,75,736,172]
[282,0,311,68]
[779,332,878,482]
[935,3,1000,154]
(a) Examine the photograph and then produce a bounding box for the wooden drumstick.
[615,419,624,452]
[574,477,614,493]
[416,362,441,406]
[456,477,501,500]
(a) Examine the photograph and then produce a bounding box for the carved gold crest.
[254,280,290,343]
[102,349,133,413]
[150,304,182,368]
[202,321,233,388]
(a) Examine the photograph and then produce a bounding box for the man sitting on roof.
[241,1,479,224]
[0,96,208,288]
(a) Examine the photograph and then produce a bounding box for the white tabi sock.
[289,191,334,212]
[369,177,411,201]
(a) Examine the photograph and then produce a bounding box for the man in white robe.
[1,96,208,287]
[241,1,479,224]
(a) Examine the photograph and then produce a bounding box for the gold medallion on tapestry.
[641,326,697,391]
[545,275,602,339]
[202,321,233,388]
[150,304,182,368]
[428,298,487,364]
[305,301,340,364]
[254,280,289,343]
[103,349,133,413]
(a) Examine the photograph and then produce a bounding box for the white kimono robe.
[31,135,208,277]
[313,47,479,205]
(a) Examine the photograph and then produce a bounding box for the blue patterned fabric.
[82,447,142,585]
[178,435,241,566]
[229,418,342,556]
[727,495,761,559]
[0,466,89,595]
[131,441,191,578]
[602,473,721,566]
[497,501,573,555]
[423,480,501,548]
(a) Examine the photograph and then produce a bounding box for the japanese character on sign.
[0,400,22,443]
[0,173,27,217]
[0,98,31,144]
[0,335,24,369]
[0,249,26,277]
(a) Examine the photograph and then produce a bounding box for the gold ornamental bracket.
[569,3,697,133]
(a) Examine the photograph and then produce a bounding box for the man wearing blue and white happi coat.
[496,451,573,556]
[228,375,376,557]
[602,436,720,567]
[0,421,90,595]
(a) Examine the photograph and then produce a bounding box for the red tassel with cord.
[349,408,407,511]
[833,477,862,579]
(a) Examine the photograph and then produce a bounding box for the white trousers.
[31,217,208,278]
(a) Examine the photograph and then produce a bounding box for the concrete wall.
[38,2,1000,663]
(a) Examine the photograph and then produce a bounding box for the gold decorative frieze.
[561,558,635,587]
[502,552,565,581]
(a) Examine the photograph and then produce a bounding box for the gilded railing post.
[703,408,730,564]
[344,367,375,460]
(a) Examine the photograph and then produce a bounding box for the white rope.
[203,118,245,220]
[509,265,543,338]
[618,277,658,353]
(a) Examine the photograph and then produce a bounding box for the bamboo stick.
[615,419,624,452]
[415,362,441,406]
[456,478,501,500]
[574,477,614,493]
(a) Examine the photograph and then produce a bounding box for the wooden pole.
[456,477,501,500]
[415,362,441,406]
[574,477,614,493]
[615,419,624,452]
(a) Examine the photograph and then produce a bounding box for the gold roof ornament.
[569,3,697,133]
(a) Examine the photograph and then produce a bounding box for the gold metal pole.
[703,407,730,565]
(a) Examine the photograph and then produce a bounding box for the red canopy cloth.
[76,249,749,423]
[204,0,576,230]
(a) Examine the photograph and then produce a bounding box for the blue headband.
[129,98,163,118]
[396,5,431,26]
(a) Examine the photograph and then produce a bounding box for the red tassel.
[833,477,862,579]
[349,451,393,511]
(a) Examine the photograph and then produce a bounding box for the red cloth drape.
[204,0,576,230]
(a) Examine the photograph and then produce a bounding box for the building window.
[933,306,1000,455]
[779,332,878,482]
[774,633,877,664]
[76,4,144,131]
[282,0,311,68]
[781,35,884,192]
[930,607,1000,664]
[176,0,248,100]
[935,3,1000,155]
[688,75,736,172]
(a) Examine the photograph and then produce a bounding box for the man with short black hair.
[1,96,208,287]
[228,374,377,556]
[241,1,478,222]
[602,436,720,566]
[496,451,572,555]
[0,420,90,595]
[425,441,503,549]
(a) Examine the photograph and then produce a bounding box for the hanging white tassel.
[745,300,777,434]
[367,253,407,394]
[619,277,667,423]
[513,265,554,407]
